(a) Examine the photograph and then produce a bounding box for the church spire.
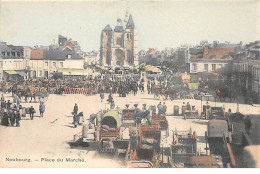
[103,24,112,31]
[126,14,135,29]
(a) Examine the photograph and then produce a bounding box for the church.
[100,14,138,66]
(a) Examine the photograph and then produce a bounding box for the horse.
[216,88,228,102]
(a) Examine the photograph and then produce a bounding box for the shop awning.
[16,71,27,76]
[4,70,17,75]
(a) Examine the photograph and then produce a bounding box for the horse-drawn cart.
[153,85,175,100]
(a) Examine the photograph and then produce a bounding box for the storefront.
[3,70,27,81]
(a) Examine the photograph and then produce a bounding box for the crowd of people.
[0,93,45,127]
[0,74,148,97]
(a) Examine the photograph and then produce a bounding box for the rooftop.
[30,49,44,60]
[190,47,234,60]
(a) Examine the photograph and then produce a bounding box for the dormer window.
[68,54,72,59]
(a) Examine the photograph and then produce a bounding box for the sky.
[0,0,259,52]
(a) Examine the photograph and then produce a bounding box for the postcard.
[0,0,259,168]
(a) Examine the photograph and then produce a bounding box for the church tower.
[100,14,138,66]
[124,14,138,66]
[100,24,113,66]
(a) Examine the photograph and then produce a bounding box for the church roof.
[126,14,135,29]
[114,26,124,32]
[103,24,112,31]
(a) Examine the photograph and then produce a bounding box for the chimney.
[203,47,208,55]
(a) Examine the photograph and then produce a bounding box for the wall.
[64,59,84,69]
[2,58,25,70]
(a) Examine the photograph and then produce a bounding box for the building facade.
[0,42,27,81]
[232,41,260,103]
[189,47,234,74]
[100,14,138,66]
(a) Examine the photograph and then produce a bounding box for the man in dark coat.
[29,106,35,120]
[6,100,11,110]
[10,110,15,126]
[73,103,78,115]
[2,110,9,126]
[15,111,21,127]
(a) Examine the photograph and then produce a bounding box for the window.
[127,33,131,39]
[45,62,48,66]
[60,62,63,68]
[192,63,197,71]
[7,52,10,57]
[39,70,42,77]
[53,62,56,67]
[212,64,216,71]
[204,64,208,72]
[26,50,29,57]
[68,54,72,59]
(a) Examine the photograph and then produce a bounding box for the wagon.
[153,85,175,100]
[171,128,197,164]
